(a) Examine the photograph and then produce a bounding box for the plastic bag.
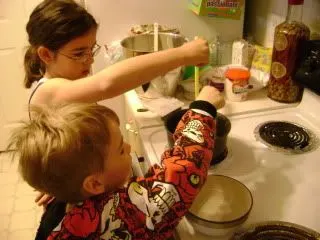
[104,40,124,66]
[250,45,272,87]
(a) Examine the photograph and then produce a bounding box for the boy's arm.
[160,100,216,205]
[116,100,217,238]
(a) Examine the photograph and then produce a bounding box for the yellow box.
[188,0,244,20]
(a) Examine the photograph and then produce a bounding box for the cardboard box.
[188,0,244,20]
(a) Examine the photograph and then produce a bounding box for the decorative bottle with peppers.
[267,0,310,103]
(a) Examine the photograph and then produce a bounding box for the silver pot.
[121,33,188,97]
[121,33,188,57]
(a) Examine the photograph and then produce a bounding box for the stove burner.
[232,221,320,240]
[254,121,318,153]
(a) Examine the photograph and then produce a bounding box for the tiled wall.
[245,0,320,47]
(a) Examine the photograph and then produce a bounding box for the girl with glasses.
[25,0,208,103]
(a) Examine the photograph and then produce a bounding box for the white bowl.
[187,175,253,237]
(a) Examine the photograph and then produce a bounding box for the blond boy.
[8,86,224,239]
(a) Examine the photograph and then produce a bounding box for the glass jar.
[267,0,310,103]
[225,68,251,102]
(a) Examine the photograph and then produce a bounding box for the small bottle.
[209,36,221,66]
[267,0,310,103]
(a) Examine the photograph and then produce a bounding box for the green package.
[188,0,244,20]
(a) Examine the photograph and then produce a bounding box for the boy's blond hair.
[7,103,119,203]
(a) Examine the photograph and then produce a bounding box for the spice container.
[267,0,310,103]
[225,68,251,102]
[202,66,225,92]
[232,39,256,68]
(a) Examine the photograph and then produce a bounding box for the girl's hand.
[179,38,209,66]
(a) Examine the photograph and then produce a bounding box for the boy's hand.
[179,38,209,66]
[196,86,225,109]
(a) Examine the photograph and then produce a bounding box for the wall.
[245,0,320,48]
[86,0,245,44]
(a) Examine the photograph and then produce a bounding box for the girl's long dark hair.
[24,0,98,88]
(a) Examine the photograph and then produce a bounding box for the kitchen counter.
[124,88,298,129]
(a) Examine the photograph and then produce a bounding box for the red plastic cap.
[289,0,304,5]
[225,68,250,81]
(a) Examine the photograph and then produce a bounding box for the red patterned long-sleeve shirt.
[48,103,216,240]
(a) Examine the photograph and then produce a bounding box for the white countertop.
[133,88,320,239]
[124,88,298,129]
[139,107,320,239]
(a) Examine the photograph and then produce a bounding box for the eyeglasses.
[57,43,101,63]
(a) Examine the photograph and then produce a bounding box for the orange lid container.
[225,68,250,81]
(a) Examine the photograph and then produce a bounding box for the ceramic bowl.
[186,175,253,237]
